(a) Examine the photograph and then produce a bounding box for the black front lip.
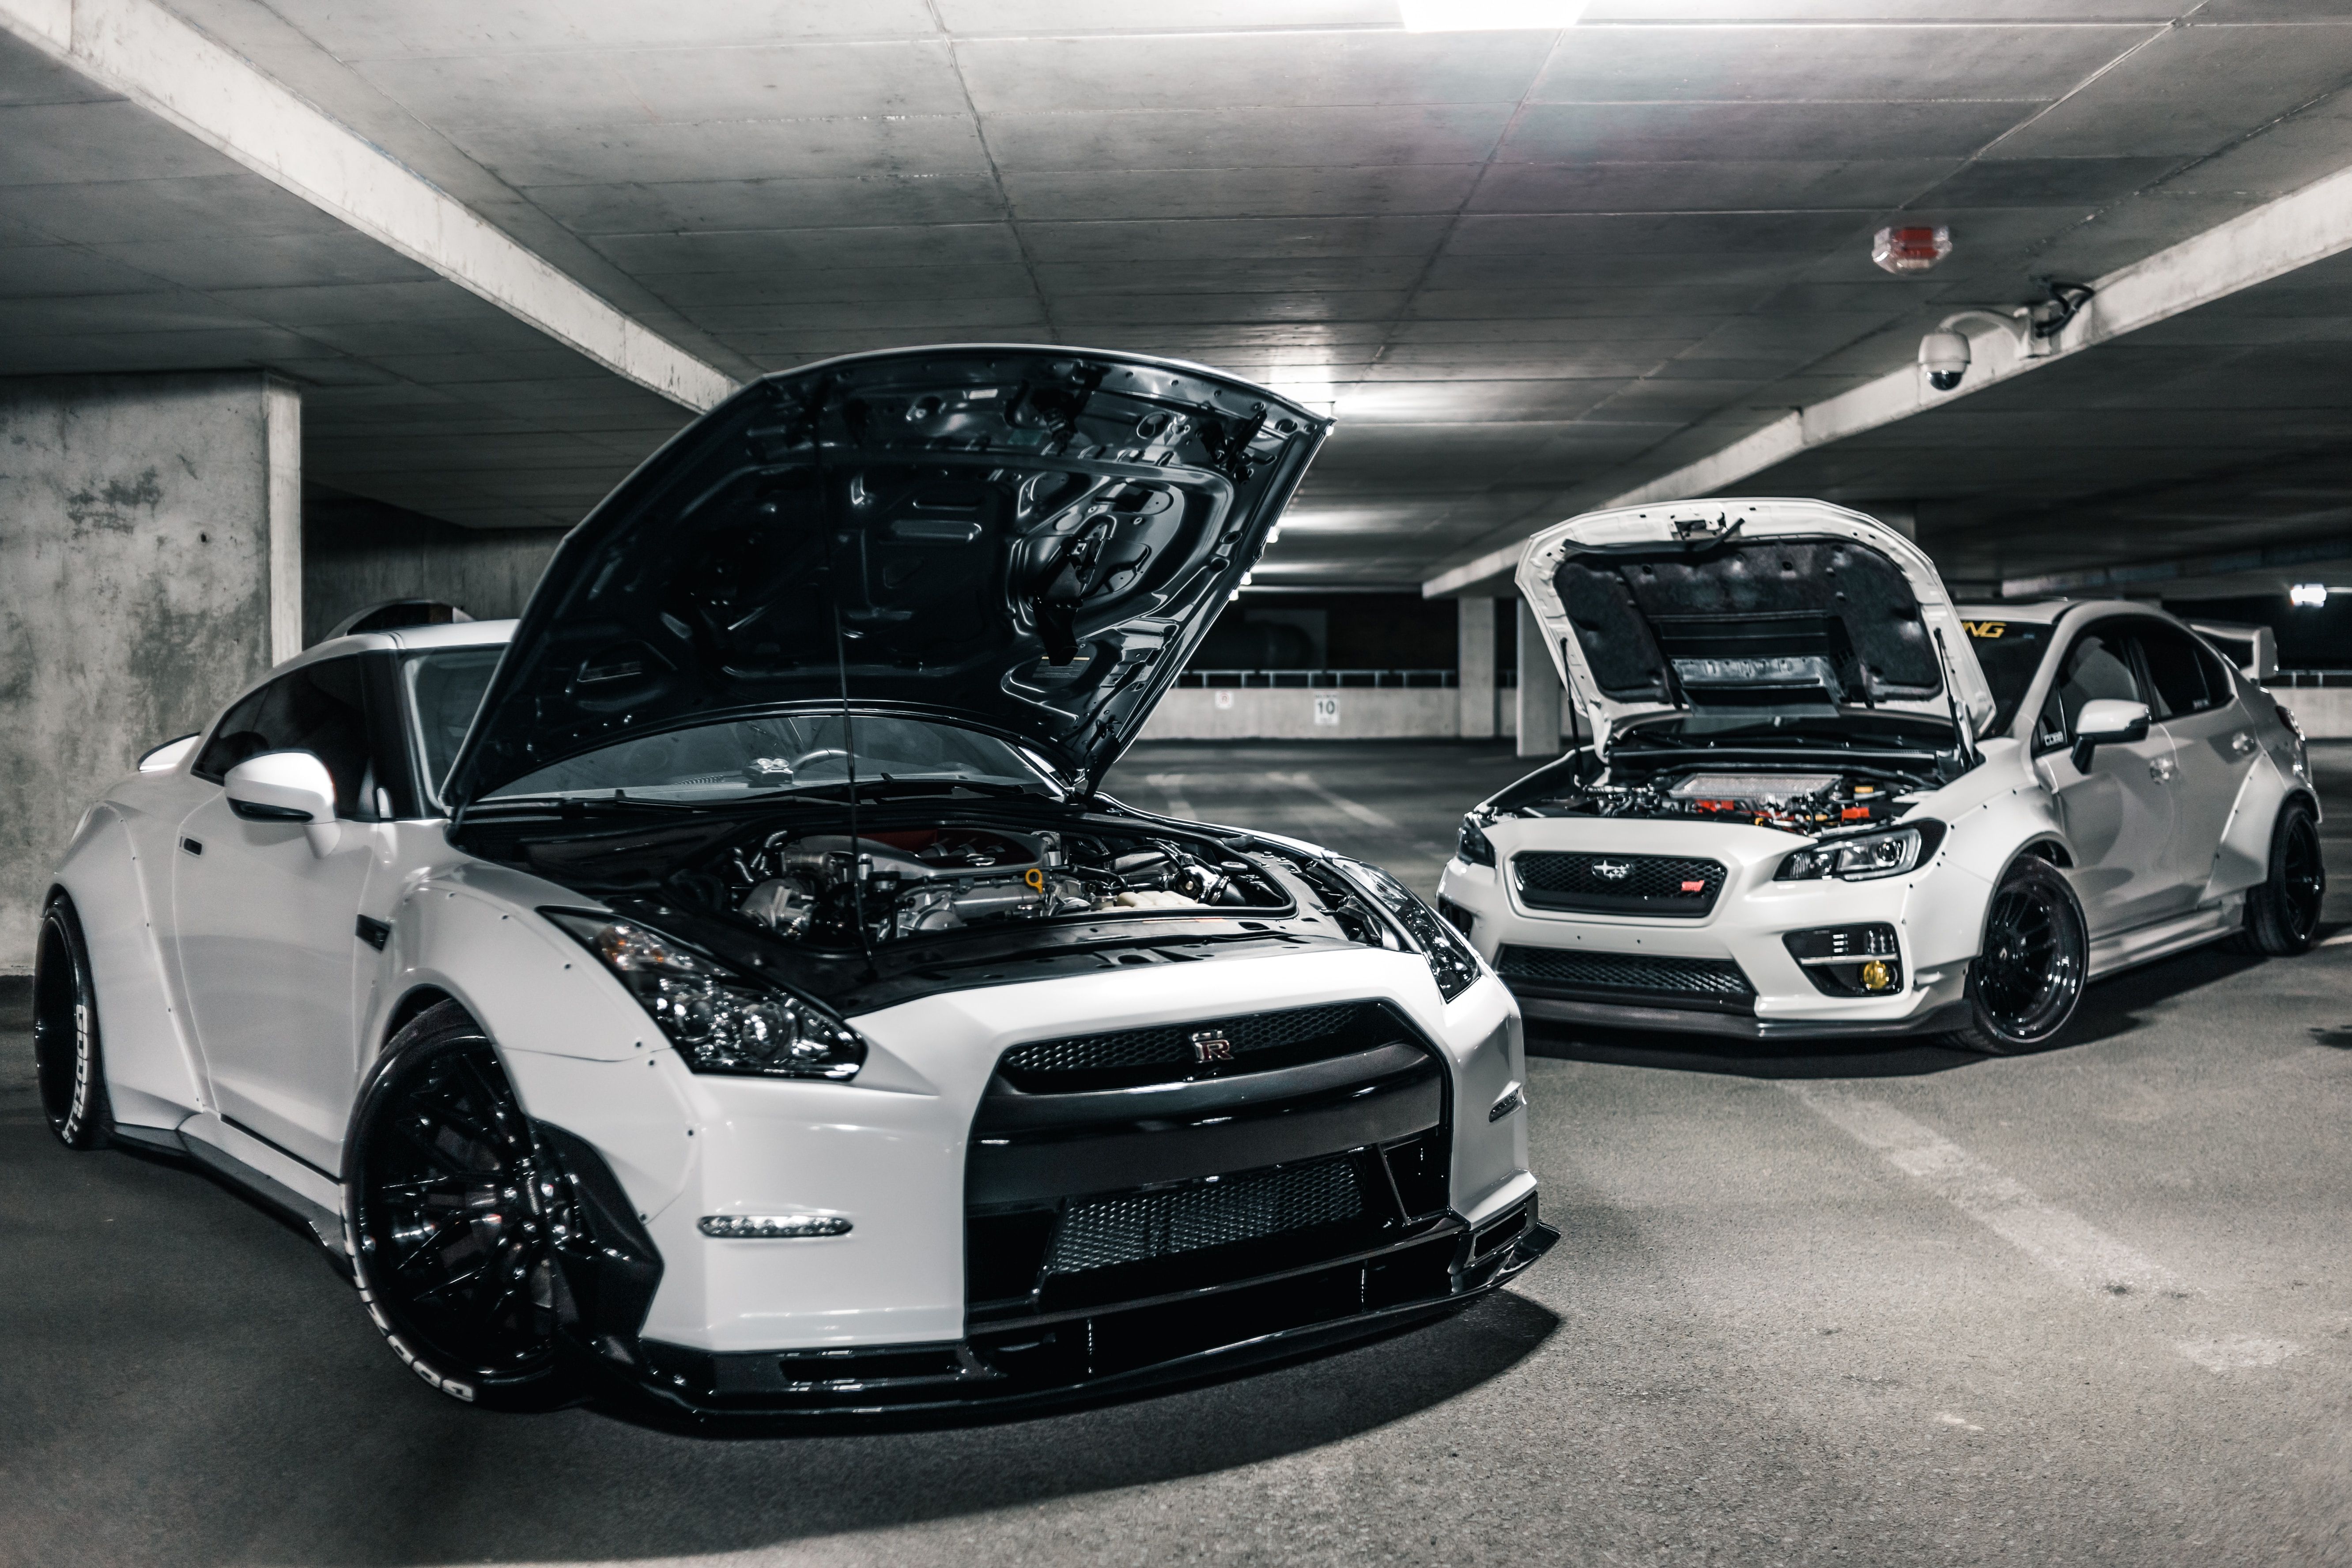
[590,1206,1557,1429]
[1513,989,1971,1040]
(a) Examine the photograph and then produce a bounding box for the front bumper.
[502,948,1544,1419]
[1437,847,1977,1040]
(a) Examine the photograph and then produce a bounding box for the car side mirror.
[2070,699,2150,772]
[225,750,341,855]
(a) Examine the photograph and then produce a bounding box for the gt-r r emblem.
[1190,1031,1234,1063]
[1592,861,1631,881]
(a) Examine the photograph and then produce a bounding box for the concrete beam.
[0,0,736,414]
[1423,155,2352,600]
[2002,536,2352,601]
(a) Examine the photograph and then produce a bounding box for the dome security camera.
[1919,330,1970,391]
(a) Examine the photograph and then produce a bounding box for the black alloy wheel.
[32,895,113,1149]
[345,1003,576,1409]
[1947,856,2088,1055]
[2241,799,2324,956]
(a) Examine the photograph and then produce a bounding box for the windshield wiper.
[463,792,715,816]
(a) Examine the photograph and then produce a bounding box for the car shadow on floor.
[1523,934,2284,1080]
[0,1026,1562,1567]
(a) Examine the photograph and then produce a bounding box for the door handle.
[2231,730,2257,756]
[2149,756,2178,783]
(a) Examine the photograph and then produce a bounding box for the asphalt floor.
[5,739,2351,1565]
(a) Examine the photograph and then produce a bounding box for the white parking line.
[1785,1084,2306,1374]
[1142,773,1197,819]
[1271,771,1401,831]
[1784,1083,2186,1298]
[2177,1336,2302,1372]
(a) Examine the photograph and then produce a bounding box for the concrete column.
[0,372,300,971]
[1456,596,1496,739]
[1515,597,1562,758]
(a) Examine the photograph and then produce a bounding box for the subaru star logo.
[1592,860,1631,881]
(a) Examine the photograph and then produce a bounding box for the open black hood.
[442,347,1330,807]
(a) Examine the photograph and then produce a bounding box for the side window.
[190,657,380,818]
[2132,621,2226,718]
[2035,630,2141,754]
[193,685,272,782]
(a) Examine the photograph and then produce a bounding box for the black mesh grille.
[999,1002,1385,1087]
[1045,1159,1365,1276]
[1495,945,1755,1008]
[1513,852,1726,916]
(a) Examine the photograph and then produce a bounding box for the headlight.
[1457,816,1497,867]
[544,911,867,1080]
[1336,860,1484,1002]
[1774,821,1944,883]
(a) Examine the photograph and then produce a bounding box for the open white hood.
[1514,499,1997,757]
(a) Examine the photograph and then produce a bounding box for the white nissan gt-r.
[34,346,1548,1421]
[1438,499,2321,1052]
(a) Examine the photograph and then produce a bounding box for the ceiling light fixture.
[1399,0,1587,30]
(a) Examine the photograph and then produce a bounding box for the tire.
[1945,856,2089,1055]
[32,895,113,1149]
[344,1001,577,1411]
[2239,797,2324,956]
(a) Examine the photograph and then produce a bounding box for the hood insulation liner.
[1555,539,1943,712]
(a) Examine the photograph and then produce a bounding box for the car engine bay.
[1510,768,1924,834]
[716,824,1287,947]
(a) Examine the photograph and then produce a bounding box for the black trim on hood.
[441,347,1329,808]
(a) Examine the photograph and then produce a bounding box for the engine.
[1557,770,1910,833]
[721,824,1282,947]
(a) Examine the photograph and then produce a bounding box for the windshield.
[486,713,1061,803]
[1962,618,2053,734]
[407,647,503,802]
[405,647,1060,806]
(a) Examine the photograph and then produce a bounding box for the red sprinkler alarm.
[1873,225,1951,274]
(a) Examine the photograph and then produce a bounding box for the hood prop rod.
[1933,627,1981,774]
[808,380,880,980]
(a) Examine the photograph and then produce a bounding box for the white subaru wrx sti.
[1438,499,2321,1051]
[34,346,1548,1421]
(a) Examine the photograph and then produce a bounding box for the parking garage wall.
[302,491,563,646]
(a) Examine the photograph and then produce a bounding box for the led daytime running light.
[544,911,868,1080]
[698,1214,853,1239]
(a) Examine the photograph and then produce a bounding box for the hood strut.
[811,374,880,979]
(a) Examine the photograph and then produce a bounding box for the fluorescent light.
[1400,0,1587,30]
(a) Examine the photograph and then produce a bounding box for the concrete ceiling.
[0,28,713,527]
[1745,243,2352,599]
[7,0,2352,590]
